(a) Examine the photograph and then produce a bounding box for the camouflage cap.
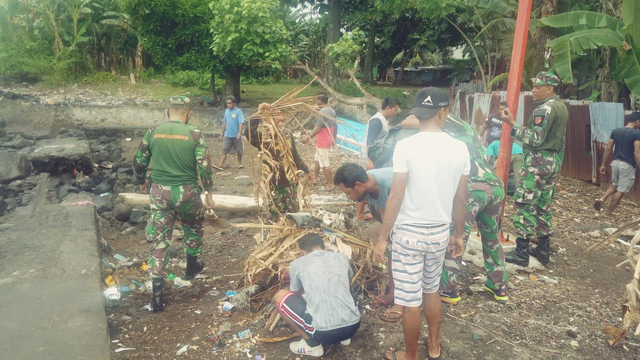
[531,71,560,86]
[169,96,191,106]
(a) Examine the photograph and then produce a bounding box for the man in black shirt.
[480,101,508,146]
[595,112,640,218]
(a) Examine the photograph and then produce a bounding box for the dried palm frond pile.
[247,79,343,216]
[232,218,386,308]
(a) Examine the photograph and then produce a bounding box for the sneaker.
[440,289,461,305]
[289,339,324,357]
[483,283,508,304]
[340,338,351,345]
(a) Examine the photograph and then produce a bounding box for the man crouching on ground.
[273,233,361,357]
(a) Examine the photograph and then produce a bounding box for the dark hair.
[226,95,237,104]
[299,233,325,252]
[382,97,399,110]
[499,101,508,107]
[628,112,640,124]
[334,162,368,187]
[318,93,329,104]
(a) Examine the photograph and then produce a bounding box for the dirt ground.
[103,133,640,360]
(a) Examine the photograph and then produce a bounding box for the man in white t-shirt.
[374,87,469,360]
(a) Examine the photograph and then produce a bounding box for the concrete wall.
[0,99,257,138]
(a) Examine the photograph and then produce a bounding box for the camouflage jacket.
[512,96,568,153]
[444,115,504,187]
[133,121,214,192]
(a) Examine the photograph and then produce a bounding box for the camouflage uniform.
[133,97,214,278]
[511,84,568,240]
[440,115,508,292]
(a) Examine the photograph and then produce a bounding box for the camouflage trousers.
[147,183,204,278]
[513,150,563,239]
[440,182,508,292]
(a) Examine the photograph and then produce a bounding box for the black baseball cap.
[408,87,450,120]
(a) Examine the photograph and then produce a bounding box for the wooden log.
[116,193,262,212]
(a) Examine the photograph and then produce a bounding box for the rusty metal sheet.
[560,101,592,181]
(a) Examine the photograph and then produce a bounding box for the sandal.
[379,309,403,323]
[425,340,442,360]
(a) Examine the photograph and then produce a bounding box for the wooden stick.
[256,332,298,343]
[584,218,640,254]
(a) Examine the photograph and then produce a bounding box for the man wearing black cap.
[594,112,640,218]
[375,87,469,360]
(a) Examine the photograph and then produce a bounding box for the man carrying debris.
[356,97,399,220]
[334,163,404,322]
[375,87,468,360]
[479,101,508,146]
[301,93,337,191]
[218,95,245,169]
[400,114,509,305]
[133,96,215,312]
[501,72,569,267]
[273,233,361,357]
[594,112,640,218]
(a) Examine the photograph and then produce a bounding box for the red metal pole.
[496,0,533,242]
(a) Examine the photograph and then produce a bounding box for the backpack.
[367,125,418,168]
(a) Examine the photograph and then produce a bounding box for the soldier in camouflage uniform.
[400,114,509,304]
[133,96,215,312]
[501,72,569,267]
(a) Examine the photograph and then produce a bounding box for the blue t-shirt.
[365,167,393,212]
[486,140,523,157]
[223,108,245,138]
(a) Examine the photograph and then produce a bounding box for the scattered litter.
[104,286,120,300]
[140,262,148,271]
[194,310,202,314]
[529,275,538,281]
[173,277,192,288]
[473,333,482,340]
[120,227,135,235]
[111,340,120,343]
[234,175,250,180]
[120,286,131,295]
[226,290,238,297]
[237,329,252,339]
[141,304,153,312]
[176,344,189,355]
[99,192,111,197]
[113,253,127,261]
[114,348,135,353]
[255,355,264,360]
[208,289,221,297]
[125,138,132,141]
[557,247,567,254]
[104,275,116,286]
[570,340,579,349]
[540,275,559,284]
[167,273,177,281]
[222,302,236,315]
[364,305,373,311]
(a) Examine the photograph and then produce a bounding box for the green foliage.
[81,71,119,84]
[139,67,155,82]
[327,28,366,70]
[210,0,293,70]
[165,71,211,90]
[0,40,52,82]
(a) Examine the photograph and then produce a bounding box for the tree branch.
[346,56,375,99]
[445,17,488,93]
[290,63,381,109]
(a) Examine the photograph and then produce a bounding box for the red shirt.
[317,126,336,149]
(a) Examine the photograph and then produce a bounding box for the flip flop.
[379,309,403,323]
[425,340,442,360]
[594,199,602,211]
[373,295,393,306]
[386,348,400,360]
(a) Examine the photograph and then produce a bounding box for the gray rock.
[6,180,23,194]
[121,99,138,106]
[93,193,114,214]
[62,191,92,203]
[28,138,92,174]
[113,203,132,222]
[58,185,79,200]
[0,196,5,216]
[0,151,32,184]
[2,135,35,149]
[129,208,148,224]
[94,182,111,195]
[76,177,95,192]
[20,192,34,206]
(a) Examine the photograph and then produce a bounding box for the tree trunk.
[210,68,217,103]
[135,39,143,76]
[224,68,241,103]
[324,0,341,87]
[394,52,411,86]
[362,24,376,84]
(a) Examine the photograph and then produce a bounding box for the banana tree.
[539,2,640,99]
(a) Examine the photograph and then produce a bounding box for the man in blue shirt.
[218,95,245,169]
[486,139,524,186]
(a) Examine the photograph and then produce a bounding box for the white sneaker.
[289,338,324,357]
[340,338,351,345]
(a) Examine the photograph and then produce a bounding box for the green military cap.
[169,96,191,106]
[531,71,560,86]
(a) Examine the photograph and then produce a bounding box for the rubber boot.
[184,255,204,280]
[505,238,529,267]
[152,278,164,313]
[529,236,550,265]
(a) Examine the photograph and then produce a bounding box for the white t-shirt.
[392,132,470,225]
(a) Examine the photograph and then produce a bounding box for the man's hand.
[501,108,515,126]
[448,234,465,258]
[204,192,215,210]
[140,182,147,194]
[236,133,242,140]
[373,237,387,264]
[220,132,225,140]
[301,135,310,144]
[599,165,606,175]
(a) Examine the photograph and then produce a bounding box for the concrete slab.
[0,203,109,360]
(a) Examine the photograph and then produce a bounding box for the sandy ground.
[102,134,640,360]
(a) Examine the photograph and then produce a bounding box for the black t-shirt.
[366,118,383,146]
[485,113,503,143]
[611,127,640,168]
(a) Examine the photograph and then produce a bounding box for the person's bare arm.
[600,139,615,175]
[301,126,322,144]
[220,121,227,139]
[634,140,640,169]
[373,173,407,264]
[449,175,468,257]
[237,123,244,140]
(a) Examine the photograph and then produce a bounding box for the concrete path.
[0,203,110,360]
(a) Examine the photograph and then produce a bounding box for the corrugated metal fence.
[454,91,639,202]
